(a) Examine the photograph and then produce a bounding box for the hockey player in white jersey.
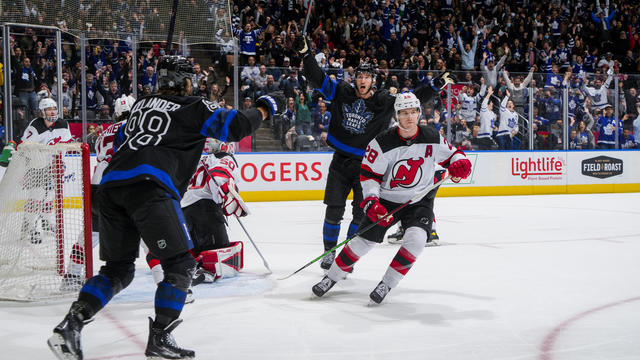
[457,78,486,127]
[61,95,135,290]
[495,90,519,150]
[17,98,73,245]
[312,92,472,304]
[477,87,498,150]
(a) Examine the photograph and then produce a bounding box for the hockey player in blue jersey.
[47,56,285,360]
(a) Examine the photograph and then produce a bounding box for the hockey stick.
[166,0,179,53]
[198,159,272,274]
[302,0,314,35]
[277,174,452,281]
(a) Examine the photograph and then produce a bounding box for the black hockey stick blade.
[277,175,452,280]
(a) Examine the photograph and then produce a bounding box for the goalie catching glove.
[217,178,249,217]
[448,158,472,183]
[361,197,394,227]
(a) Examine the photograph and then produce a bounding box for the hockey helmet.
[38,97,58,122]
[114,95,136,119]
[394,92,421,118]
[355,62,377,81]
[157,55,194,91]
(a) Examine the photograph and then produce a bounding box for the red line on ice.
[538,296,640,360]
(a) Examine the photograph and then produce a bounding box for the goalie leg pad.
[200,242,244,281]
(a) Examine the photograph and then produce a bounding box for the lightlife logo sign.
[511,156,565,180]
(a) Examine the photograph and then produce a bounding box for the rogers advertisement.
[235,152,332,191]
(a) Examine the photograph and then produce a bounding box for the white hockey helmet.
[204,138,235,154]
[38,97,58,122]
[114,95,135,119]
[394,92,421,118]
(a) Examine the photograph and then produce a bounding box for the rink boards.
[2,150,637,205]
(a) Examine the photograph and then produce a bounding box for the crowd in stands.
[2,0,640,150]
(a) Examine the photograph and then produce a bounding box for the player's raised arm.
[294,34,339,101]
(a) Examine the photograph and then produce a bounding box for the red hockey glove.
[360,197,393,227]
[448,158,472,183]
[217,181,249,217]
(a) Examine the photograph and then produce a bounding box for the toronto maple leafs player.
[311,92,472,304]
[48,56,285,360]
[293,34,454,270]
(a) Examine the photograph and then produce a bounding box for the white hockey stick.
[303,0,314,35]
[199,159,272,274]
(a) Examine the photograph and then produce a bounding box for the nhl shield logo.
[157,239,167,249]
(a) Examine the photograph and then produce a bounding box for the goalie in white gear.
[17,97,73,246]
[146,138,247,287]
[62,95,135,290]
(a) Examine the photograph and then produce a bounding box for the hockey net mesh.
[1,0,233,44]
[0,142,89,301]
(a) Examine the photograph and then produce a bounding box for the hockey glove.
[293,34,311,57]
[448,158,472,183]
[0,141,17,167]
[256,91,286,118]
[217,180,249,217]
[361,197,394,227]
[431,71,456,90]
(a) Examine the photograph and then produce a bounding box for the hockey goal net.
[0,142,92,301]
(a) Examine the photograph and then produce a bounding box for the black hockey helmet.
[157,55,194,91]
[355,62,377,80]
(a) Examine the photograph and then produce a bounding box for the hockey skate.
[320,250,335,271]
[145,317,195,360]
[47,303,92,360]
[369,281,391,305]
[311,275,337,298]
[425,230,440,247]
[184,289,195,304]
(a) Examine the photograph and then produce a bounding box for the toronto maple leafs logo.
[342,99,373,134]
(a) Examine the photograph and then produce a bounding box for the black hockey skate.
[425,230,440,247]
[320,251,335,271]
[184,289,194,305]
[311,275,337,298]
[145,317,195,360]
[387,226,405,244]
[47,303,92,360]
[369,281,391,305]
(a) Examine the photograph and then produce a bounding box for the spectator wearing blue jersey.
[619,129,636,149]
[233,20,270,65]
[141,65,157,93]
[595,105,622,149]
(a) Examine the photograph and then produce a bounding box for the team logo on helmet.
[390,158,424,188]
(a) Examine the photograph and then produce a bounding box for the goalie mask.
[38,98,58,123]
[204,138,235,154]
[157,55,194,91]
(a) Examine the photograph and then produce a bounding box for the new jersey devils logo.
[390,158,424,188]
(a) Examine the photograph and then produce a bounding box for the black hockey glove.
[256,91,286,118]
[293,34,311,57]
[431,71,456,90]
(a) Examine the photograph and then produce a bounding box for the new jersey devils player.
[312,92,472,304]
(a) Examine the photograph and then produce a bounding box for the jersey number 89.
[123,109,172,151]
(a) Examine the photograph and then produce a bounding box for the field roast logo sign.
[581,156,623,179]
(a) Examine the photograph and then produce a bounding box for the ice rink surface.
[1,193,639,360]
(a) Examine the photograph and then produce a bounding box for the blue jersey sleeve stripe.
[219,109,237,142]
[327,133,366,157]
[317,76,337,101]
[168,193,194,250]
[100,164,180,198]
[200,108,224,137]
